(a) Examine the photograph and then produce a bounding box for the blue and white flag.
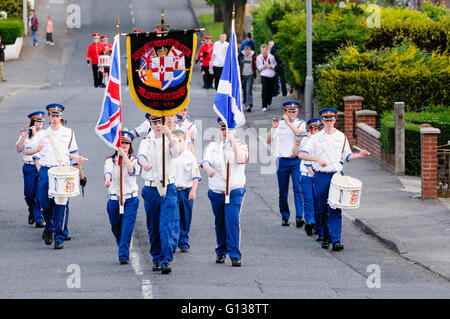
[213,17,245,130]
[95,34,122,150]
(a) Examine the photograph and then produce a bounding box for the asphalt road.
[0,0,449,300]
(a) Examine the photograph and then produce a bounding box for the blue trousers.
[177,188,194,249]
[208,188,246,260]
[142,184,177,264]
[30,29,38,45]
[314,172,342,243]
[38,166,68,244]
[277,157,303,220]
[23,163,44,223]
[300,175,315,225]
[107,197,139,261]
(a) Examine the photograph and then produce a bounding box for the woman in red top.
[195,36,214,89]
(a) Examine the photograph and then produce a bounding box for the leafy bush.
[379,106,450,176]
[0,17,24,45]
[316,44,450,114]
[0,0,29,19]
[362,3,450,53]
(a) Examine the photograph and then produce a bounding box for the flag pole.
[225,4,236,204]
[117,17,125,214]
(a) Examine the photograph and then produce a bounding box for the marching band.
[13,29,369,277]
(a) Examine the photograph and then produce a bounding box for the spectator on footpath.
[239,32,255,53]
[0,36,6,82]
[256,44,277,112]
[46,16,54,46]
[210,33,228,90]
[29,9,39,46]
[238,45,257,112]
[195,36,214,89]
[269,40,287,97]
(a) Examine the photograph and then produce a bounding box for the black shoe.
[321,238,330,249]
[305,223,314,236]
[296,217,305,228]
[160,262,171,274]
[281,218,290,226]
[28,216,35,225]
[316,235,323,242]
[216,255,226,264]
[64,234,71,241]
[119,259,129,264]
[54,242,64,250]
[180,247,189,253]
[98,83,106,88]
[332,242,344,251]
[152,262,161,271]
[231,258,241,267]
[42,231,53,245]
[35,222,45,228]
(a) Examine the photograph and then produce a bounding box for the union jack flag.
[95,34,122,149]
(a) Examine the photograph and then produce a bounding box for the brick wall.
[343,96,363,146]
[356,123,381,161]
[420,124,440,199]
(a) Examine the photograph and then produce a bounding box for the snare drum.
[98,55,110,67]
[327,173,362,209]
[48,166,80,205]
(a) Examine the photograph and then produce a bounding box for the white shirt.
[133,120,151,138]
[256,53,277,78]
[31,126,78,167]
[177,119,197,141]
[272,119,306,158]
[16,134,37,163]
[202,139,248,193]
[212,41,229,67]
[173,149,201,188]
[104,155,139,195]
[301,129,353,173]
[137,131,181,182]
[299,137,313,174]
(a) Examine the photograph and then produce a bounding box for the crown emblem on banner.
[157,47,168,57]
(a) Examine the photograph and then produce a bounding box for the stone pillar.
[394,102,405,176]
[420,124,440,199]
[343,96,363,146]
[355,110,377,129]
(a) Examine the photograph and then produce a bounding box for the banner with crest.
[126,31,197,116]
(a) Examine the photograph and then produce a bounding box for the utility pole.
[304,0,314,120]
[23,0,28,36]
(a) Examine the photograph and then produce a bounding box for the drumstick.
[353,145,371,155]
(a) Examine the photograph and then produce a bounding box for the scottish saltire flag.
[213,17,245,130]
[95,34,122,149]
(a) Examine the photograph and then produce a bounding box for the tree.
[205,0,247,42]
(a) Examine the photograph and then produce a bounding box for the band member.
[132,114,152,139]
[195,36,214,89]
[137,115,181,274]
[104,131,140,264]
[86,33,106,88]
[171,129,200,253]
[266,101,306,227]
[299,108,368,251]
[100,35,113,55]
[292,118,322,237]
[176,107,197,143]
[201,118,249,267]
[16,111,45,227]
[25,104,83,250]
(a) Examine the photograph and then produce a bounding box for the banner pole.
[116,17,124,214]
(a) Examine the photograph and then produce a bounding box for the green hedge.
[252,0,449,92]
[379,106,450,176]
[0,17,24,45]
[0,0,29,19]
[316,44,450,114]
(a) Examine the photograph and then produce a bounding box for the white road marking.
[130,237,153,299]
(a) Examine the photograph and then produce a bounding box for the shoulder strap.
[68,128,74,149]
[341,136,347,155]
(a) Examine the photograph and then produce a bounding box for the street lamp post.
[23,0,28,36]
[304,0,314,121]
